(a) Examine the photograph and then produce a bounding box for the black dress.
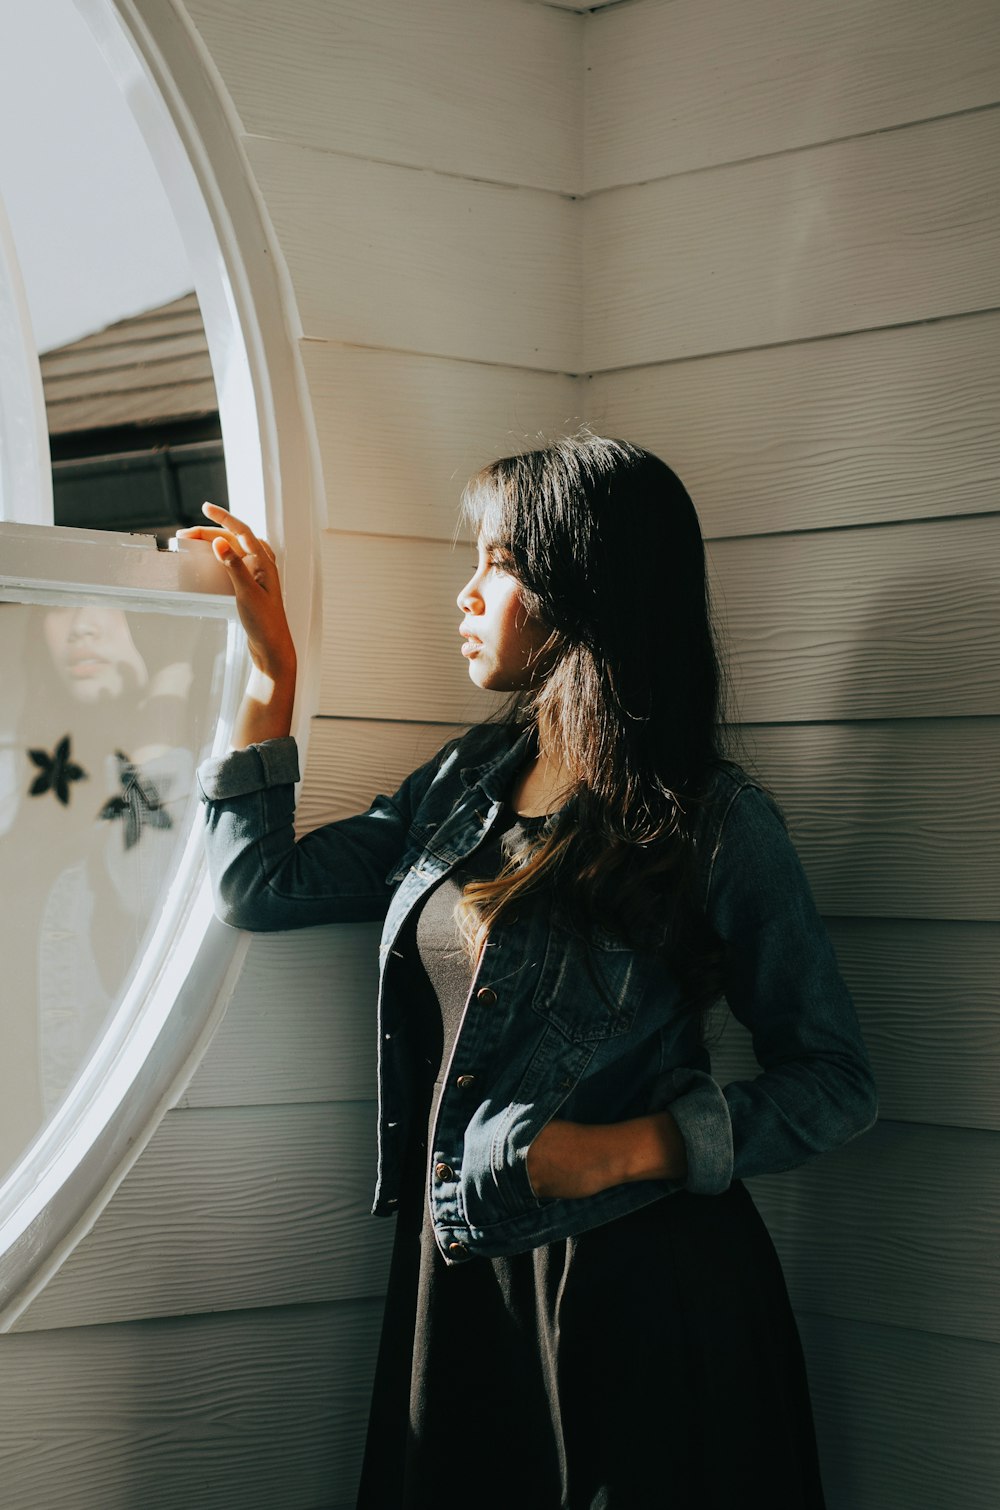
[356,802,826,1510]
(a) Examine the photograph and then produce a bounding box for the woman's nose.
[68,609,98,641]
[456,576,481,614]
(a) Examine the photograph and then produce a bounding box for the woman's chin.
[467,664,497,691]
[468,662,503,693]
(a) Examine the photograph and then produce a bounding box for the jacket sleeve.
[667,781,878,1194]
[196,733,459,931]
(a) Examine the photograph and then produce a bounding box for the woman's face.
[43,605,149,703]
[457,537,553,692]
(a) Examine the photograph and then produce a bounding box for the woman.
[184,435,877,1509]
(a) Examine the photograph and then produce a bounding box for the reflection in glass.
[0,598,226,1180]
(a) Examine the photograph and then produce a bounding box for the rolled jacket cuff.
[197,736,301,801]
[666,1068,735,1195]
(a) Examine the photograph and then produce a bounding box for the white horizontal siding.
[585,0,1000,189]
[306,310,1000,540]
[583,107,1000,368]
[584,310,1000,538]
[302,343,583,536]
[712,514,1000,722]
[295,718,466,835]
[185,0,582,192]
[14,1102,392,1332]
[748,1121,1000,1345]
[0,1300,382,1509]
[800,1312,1000,1510]
[318,532,481,723]
[182,925,382,1107]
[246,136,581,368]
[749,719,999,921]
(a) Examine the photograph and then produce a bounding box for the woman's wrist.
[231,658,297,750]
[526,1112,689,1200]
[255,635,297,679]
[606,1111,688,1186]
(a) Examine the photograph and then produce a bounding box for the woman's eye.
[473,542,510,576]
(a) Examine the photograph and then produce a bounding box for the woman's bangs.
[460,469,512,551]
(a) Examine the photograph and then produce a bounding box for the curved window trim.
[0,0,323,1329]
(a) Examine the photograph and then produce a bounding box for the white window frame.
[0,522,247,1317]
[0,0,322,1327]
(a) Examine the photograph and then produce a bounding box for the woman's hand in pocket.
[526,1112,688,1199]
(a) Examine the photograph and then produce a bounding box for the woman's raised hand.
[177,503,297,749]
[177,503,296,679]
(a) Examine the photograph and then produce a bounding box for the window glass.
[0,594,228,1181]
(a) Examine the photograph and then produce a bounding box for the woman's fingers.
[175,523,243,561]
[178,528,244,569]
[201,502,265,559]
[176,510,278,578]
[241,550,272,587]
[176,504,258,560]
[239,538,277,584]
[174,525,232,544]
[177,508,293,678]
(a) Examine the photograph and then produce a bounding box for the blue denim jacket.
[198,722,877,1265]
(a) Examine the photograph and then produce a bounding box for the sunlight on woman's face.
[455,537,553,693]
[43,606,149,703]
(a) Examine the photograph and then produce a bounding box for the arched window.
[0,0,318,1325]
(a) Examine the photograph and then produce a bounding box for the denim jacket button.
[476,986,497,1005]
[455,1074,476,1089]
[434,1162,455,1181]
[448,1241,469,1259]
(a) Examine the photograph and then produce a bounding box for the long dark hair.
[456,433,733,1013]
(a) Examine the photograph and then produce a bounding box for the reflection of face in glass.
[42,606,149,703]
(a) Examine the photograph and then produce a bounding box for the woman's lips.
[460,629,483,658]
[68,656,109,677]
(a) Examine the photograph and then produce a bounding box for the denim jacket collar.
[458,722,535,802]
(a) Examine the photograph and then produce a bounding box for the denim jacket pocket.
[457,1098,550,1230]
[530,922,651,1045]
[457,1032,603,1229]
